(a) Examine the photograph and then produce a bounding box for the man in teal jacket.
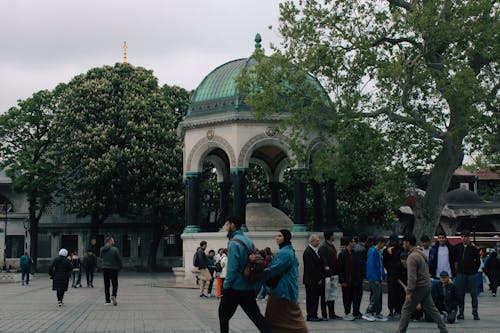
[218,216,270,333]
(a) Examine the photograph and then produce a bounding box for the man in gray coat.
[100,236,122,306]
[397,234,447,333]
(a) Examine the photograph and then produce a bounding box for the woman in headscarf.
[48,248,73,306]
[264,229,308,332]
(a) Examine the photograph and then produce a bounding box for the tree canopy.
[240,0,499,238]
[54,63,183,236]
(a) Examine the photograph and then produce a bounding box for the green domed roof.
[186,34,329,119]
[187,58,253,117]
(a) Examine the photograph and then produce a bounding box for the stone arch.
[304,136,336,169]
[238,133,294,169]
[249,157,273,183]
[186,135,236,174]
[205,154,230,183]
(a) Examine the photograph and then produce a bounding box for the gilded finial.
[123,41,128,64]
[254,33,262,50]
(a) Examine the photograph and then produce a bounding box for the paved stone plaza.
[0,273,498,333]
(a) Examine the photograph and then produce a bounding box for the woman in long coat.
[264,229,308,333]
[48,248,73,306]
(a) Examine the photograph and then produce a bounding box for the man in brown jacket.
[397,234,447,333]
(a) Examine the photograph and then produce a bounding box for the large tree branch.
[388,0,413,12]
[372,37,422,48]
[362,107,444,139]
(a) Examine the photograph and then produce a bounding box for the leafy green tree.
[160,85,191,128]
[240,0,498,239]
[0,90,60,269]
[55,64,184,268]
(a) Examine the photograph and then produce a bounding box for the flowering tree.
[55,64,183,267]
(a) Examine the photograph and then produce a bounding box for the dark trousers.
[397,286,447,333]
[218,289,271,333]
[21,268,30,284]
[342,281,363,315]
[103,268,118,302]
[207,278,214,294]
[366,281,383,315]
[387,278,405,314]
[455,273,478,315]
[305,283,322,319]
[86,268,94,286]
[56,290,65,302]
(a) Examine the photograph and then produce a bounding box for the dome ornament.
[254,33,262,50]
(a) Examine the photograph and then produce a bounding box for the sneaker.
[457,314,464,320]
[374,314,388,322]
[343,314,355,321]
[104,302,112,305]
[493,293,496,297]
[353,313,363,320]
[58,301,62,307]
[200,293,208,298]
[330,314,342,320]
[393,313,401,320]
[473,314,480,320]
[362,313,375,322]
[111,296,117,306]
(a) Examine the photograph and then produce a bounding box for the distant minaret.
[123,41,128,64]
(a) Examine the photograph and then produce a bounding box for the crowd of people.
[194,218,500,333]
[45,236,122,307]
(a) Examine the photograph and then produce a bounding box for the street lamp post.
[23,219,30,253]
[2,203,12,272]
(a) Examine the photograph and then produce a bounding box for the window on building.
[37,234,52,258]
[122,235,131,257]
[6,235,24,258]
[163,234,182,256]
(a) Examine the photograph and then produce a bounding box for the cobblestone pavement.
[0,273,498,333]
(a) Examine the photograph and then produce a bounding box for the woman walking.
[48,249,73,307]
[264,229,308,333]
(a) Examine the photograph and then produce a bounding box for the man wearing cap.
[397,233,447,333]
[432,271,459,324]
[454,229,481,320]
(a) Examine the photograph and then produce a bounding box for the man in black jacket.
[429,232,456,279]
[303,234,324,321]
[338,236,364,320]
[318,231,341,320]
[454,230,480,320]
[383,233,404,319]
[432,271,459,324]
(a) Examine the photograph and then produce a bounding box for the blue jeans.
[455,273,478,315]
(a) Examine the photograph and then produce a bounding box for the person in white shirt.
[429,232,455,279]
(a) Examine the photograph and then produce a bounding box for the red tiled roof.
[476,168,500,180]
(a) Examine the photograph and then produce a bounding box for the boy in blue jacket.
[363,236,388,322]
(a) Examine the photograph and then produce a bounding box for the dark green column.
[292,169,308,231]
[325,180,339,231]
[311,180,323,231]
[218,181,231,227]
[231,168,247,230]
[269,181,281,208]
[183,172,201,233]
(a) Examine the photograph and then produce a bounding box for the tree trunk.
[90,210,101,237]
[148,216,163,271]
[412,134,465,241]
[28,201,39,272]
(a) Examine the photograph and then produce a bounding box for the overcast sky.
[0,0,283,113]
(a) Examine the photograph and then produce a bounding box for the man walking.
[100,236,122,306]
[454,229,481,320]
[397,234,447,333]
[20,252,32,286]
[338,236,364,321]
[218,216,270,333]
[83,249,97,288]
[363,236,387,322]
[318,231,341,320]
